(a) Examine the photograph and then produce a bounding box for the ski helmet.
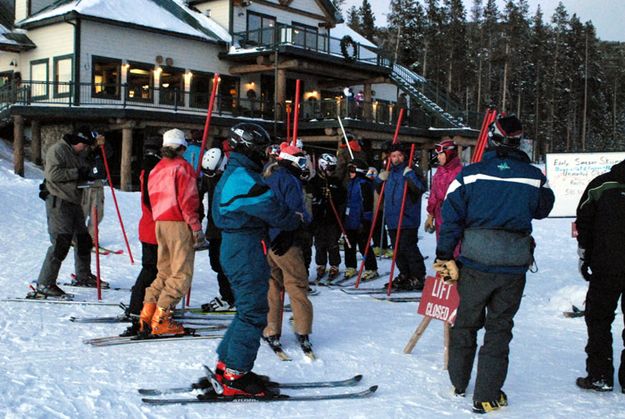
[201,148,228,177]
[318,153,338,176]
[266,143,281,159]
[347,158,368,176]
[434,139,458,162]
[488,115,523,149]
[278,142,307,178]
[228,122,271,164]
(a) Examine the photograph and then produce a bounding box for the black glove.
[271,231,294,256]
[578,248,592,281]
[78,166,92,181]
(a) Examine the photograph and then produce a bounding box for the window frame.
[126,61,154,103]
[247,11,277,45]
[91,55,122,100]
[52,54,73,99]
[292,21,318,50]
[29,58,49,100]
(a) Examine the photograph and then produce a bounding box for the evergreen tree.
[332,0,346,14]
[346,5,361,32]
[528,5,549,158]
[359,0,376,42]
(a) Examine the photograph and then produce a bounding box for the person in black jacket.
[575,158,625,393]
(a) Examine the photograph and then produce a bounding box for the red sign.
[417,275,460,325]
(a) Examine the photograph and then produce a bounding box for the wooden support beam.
[276,69,287,121]
[363,83,373,121]
[31,119,42,166]
[229,59,299,75]
[120,126,133,191]
[13,115,24,177]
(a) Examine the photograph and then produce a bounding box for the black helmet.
[488,115,523,149]
[228,123,271,164]
[318,153,338,176]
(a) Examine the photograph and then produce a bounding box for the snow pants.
[584,273,625,386]
[264,246,313,337]
[128,242,158,316]
[81,186,104,240]
[448,267,525,402]
[208,237,234,306]
[217,231,270,372]
[387,228,426,280]
[144,221,194,308]
[38,195,91,286]
[313,222,341,268]
[344,223,377,271]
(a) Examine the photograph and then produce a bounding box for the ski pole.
[471,105,497,163]
[195,73,220,177]
[100,144,134,265]
[386,143,416,296]
[354,108,404,288]
[336,115,354,160]
[291,79,301,146]
[93,204,102,301]
[327,192,351,249]
[286,103,291,140]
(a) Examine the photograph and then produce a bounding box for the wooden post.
[420,148,429,174]
[403,316,432,354]
[443,322,450,370]
[13,115,24,177]
[276,69,287,121]
[120,125,133,191]
[31,120,42,166]
[363,83,372,121]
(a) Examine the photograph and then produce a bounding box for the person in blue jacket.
[376,143,427,290]
[434,115,554,414]
[343,158,378,280]
[210,123,303,398]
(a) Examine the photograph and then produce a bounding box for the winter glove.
[378,170,389,182]
[403,166,413,176]
[95,134,106,146]
[271,230,294,257]
[578,248,592,281]
[193,230,208,250]
[424,213,436,234]
[433,258,460,283]
[366,167,378,179]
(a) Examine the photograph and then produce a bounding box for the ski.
[138,374,364,396]
[263,337,292,361]
[84,327,226,347]
[62,283,130,292]
[97,246,123,255]
[329,271,392,287]
[185,307,237,316]
[141,385,378,404]
[2,297,120,306]
[340,286,421,295]
[370,295,422,303]
[69,313,234,323]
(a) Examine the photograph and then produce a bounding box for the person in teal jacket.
[211,123,302,398]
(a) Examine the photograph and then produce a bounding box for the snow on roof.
[0,24,19,46]
[18,0,230,43]
[331,23,377,49]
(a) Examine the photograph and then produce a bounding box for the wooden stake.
[403,316,432,354]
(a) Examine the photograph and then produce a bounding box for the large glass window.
[53,55,72,98]
[30,58,49,99]
[92,56,121,99]
[218,75,239,114]
[159,66,184,106]
[126,62,153,102]
[189,71,214,109]
[247,12,276,46]
[293,22,317,50]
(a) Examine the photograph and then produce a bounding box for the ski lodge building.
[0,0,477,190]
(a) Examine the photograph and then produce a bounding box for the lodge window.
[30,58,49,99]
[53,55,72,98]
[92,56,121,99]
[189,71,214,109]
[247,12,276,45]
[292,22,317,50]
[158,66,184,106]
[218,75,240,113]
[126,62,153,102]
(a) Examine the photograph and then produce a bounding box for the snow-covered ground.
[0,140,622,418]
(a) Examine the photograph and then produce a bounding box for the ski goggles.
[434,143,456,154]
[278,151,308,171]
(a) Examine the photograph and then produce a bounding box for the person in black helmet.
[209,123,303,398]
[434,115,554,413]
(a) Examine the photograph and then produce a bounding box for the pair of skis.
[263,336,315,361]
[84,326,227,347]
[140,365,376,404]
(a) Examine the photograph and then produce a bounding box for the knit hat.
[63,126,95,146]
[162,128,188,149]
[278,141,302,157]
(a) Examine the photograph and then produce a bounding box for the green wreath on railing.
[340,35,357,62]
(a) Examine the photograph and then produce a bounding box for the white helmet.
[201,148,227,176]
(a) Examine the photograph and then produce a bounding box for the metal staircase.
[390,63,467,129]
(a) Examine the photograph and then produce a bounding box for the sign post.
[404,275,460,369]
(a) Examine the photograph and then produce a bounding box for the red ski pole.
[472,106,497,163]
[291,79,301,146]
[195,73,220,177]
[93,204,102,301]
[286,104,291,140]
[386,143,416,296]
[327,193,352,249]
[354,108,405,288]
[100,144,134,264]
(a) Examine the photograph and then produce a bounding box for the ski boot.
[472,391,508,414]
[295,333,315,359]
[71,273,110,289]
[576,376,613,392]
[361,270,379,281]
[221,368,279,397]
[383,248,394,258]
[138,302,157,336]
[150,306,185,336]
[372,247,382,257]
[119,318,140,337]
[343,267,357,280]
[391,274,413,290]
[315,266,326,282]
[28,284,69,299]
[412,277,425,291]
[453,387,466,397]
[201,297,234,313]
[327,266,340,282]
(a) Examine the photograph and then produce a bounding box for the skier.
[434,115,554,413]
[310,153,344,282]
[343,158,378,281]
[262,142,314,354]
[138,129,204,336]
[120,136,161,336]
[33,128,107,298]
[211,123,303,397]
[376,143,427,290]
[575,157,625,392]
[335,133,367,187]
[425,138,463,241]
[199,147,235,313]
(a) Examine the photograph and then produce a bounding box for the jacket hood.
[610,159,625,181]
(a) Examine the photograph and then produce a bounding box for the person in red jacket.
[138,128,205,336]
[120,136,162,336]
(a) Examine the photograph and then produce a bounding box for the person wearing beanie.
[138,128,204,337]
[335,133,367,187]
[425,138,463,243]
[32,128,103,298]
[434,115,554,413]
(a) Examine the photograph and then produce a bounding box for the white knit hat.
[162,129,188,149]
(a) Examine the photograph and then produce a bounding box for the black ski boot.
[28,284,69,299]
[72,273,110,289]
[576,376,613,392]
[119,318,140,337]
[472,391,508,414]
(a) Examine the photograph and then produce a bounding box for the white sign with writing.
[545,152,625,217]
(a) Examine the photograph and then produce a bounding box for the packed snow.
[0,139,622,418]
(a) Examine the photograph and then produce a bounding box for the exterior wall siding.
[19,23,74,81]
[232,3,328,34]
[14,0,28,21]
[193,0,231,32]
